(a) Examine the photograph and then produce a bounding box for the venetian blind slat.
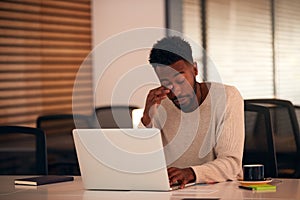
[0,88,91,102]
[0,37,90,45]
[0,95,92,110]
[0,78,92,88]
[40,0,90,11]
[0,28,91,41]
[0,1,90,17]
[0,64,87,71]
[0,47,90,55]
[0,10,90,26]
[0,56,86,63]
[0,19,90,33]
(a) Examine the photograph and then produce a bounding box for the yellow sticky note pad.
[248,184,276,191]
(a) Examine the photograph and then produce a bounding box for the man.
[140,36,244,188]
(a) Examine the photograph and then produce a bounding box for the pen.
[239,185,253,190]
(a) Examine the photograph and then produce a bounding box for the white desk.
[1,176,300,200]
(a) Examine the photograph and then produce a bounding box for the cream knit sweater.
[141,82,244,183]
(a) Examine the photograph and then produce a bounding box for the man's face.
[155,60,198,111]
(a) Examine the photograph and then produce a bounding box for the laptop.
[72,128,195,191]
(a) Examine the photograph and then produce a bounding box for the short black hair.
[149,36,193,68]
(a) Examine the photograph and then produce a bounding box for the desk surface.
[1,176,300,200]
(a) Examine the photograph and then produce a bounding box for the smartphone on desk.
[181,198,220,200]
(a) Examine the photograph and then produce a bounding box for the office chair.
[95,105,139,128]
[243,103,278,178]
[0,126,48,175]
[295,105,300,129]
[245,99,300,178]
[36,114,92,175]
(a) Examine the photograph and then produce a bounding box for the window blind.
[183,0,202,50]
[275,0,300,105]
[206,0,273,98]
[0,0,92,127]
[180,0,300,104]
[182,0,203,81]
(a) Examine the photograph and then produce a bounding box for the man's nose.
[171,83,182,97]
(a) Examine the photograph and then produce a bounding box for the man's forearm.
[141,115,152,128]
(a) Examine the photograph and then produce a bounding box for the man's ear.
[193,62,198,76]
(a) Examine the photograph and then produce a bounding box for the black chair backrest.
[95,106,139,128]
[243,103,278,178]
[0,126,48,175]
[295,105,300,130]
[36,114,91,175]
[245,99,300,178]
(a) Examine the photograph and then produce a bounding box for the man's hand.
[141,86,170,127]
[168,167,196,189]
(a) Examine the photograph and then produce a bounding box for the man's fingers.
[168,168,183,185]
[152,92,168,102]
[147,87,169,104]
[168,167,195,188]
[169,174,181,185]
[149,88,169,104]
[180,179,189,189]
[154,88,170,96]
[151,87,170,97]
[167,167,178,174]
[155,95,168,104]
[143,87,170,126]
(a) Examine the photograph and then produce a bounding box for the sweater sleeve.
[191,87,245,183]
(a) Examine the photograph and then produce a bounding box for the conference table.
[1,176,300,200]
